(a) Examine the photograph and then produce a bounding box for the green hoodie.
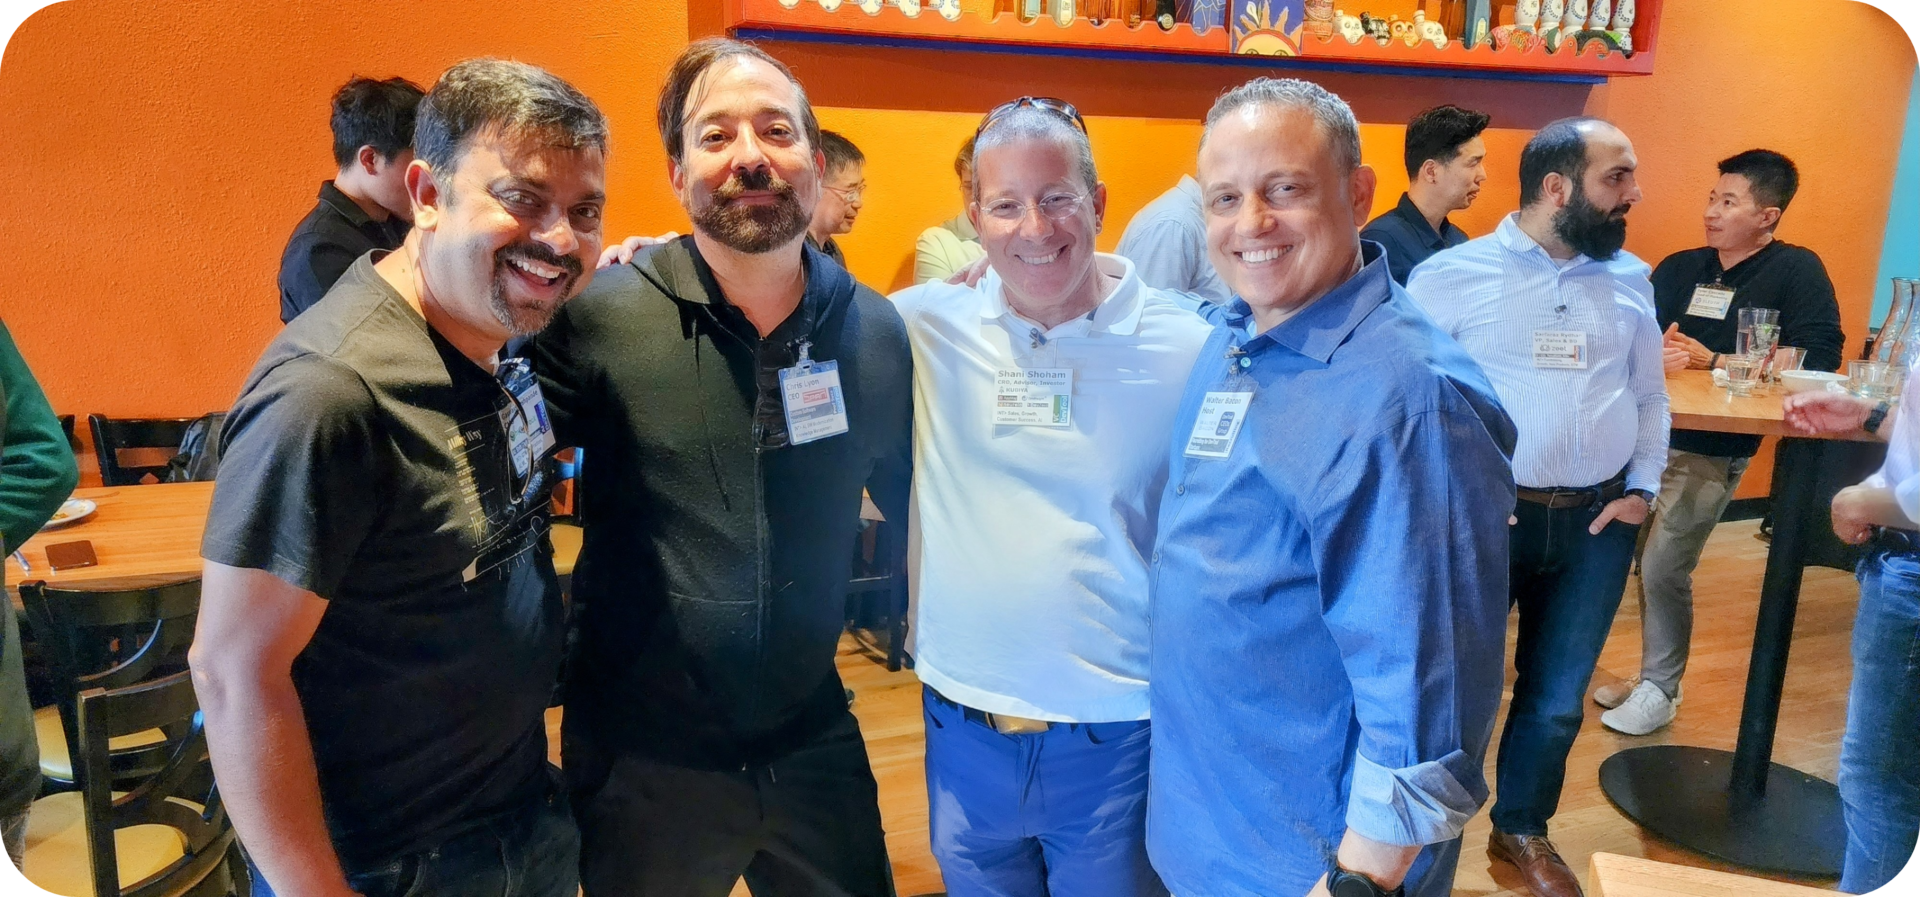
[1,317,80,818]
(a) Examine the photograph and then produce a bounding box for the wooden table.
[1599,370,1878,877]
[11,482,582,600]
[1588,853,1829,897]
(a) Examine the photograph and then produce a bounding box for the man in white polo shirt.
[889,97,1210,896]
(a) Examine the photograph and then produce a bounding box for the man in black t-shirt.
[193,60,608,897]
[277,76,423,324]
[1596,149,1845,736]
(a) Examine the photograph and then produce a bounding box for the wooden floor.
[548,518,1858,896]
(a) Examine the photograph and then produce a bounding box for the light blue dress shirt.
[1149,244,1518,897]
[1116,176,1232,306]
[1406,214,1670,495]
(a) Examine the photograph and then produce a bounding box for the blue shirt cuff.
[1345,749,1483,846]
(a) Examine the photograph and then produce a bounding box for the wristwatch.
[1328,867,1404,897]
[1626,488,1656,505]
[1866,401,1892,436]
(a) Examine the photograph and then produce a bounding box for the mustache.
[713,168,796,203]
[498,242,583,280]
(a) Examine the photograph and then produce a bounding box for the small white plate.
[41,498,96,530]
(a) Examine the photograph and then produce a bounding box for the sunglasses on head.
[974,96,1087,140]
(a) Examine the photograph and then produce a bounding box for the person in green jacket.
[0,317,80,868]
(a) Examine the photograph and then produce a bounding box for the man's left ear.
[406,159,440,230]
[1092,182,1109,233]
[1761,207,1783,232]
[1351,164,1379,223]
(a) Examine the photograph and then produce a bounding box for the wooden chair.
[19,580,200,791]
[87,415,197,486]
[22,669,241,897]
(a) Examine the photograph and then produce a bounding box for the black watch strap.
[1626,488,1656,504]
[1328,867,1404,897]
[1866,401,1892,436]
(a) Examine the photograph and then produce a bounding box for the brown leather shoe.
[1488,828,1584,897]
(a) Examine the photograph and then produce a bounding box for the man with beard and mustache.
[527,38,911,896]
[1406,117,1669,897]
[193,59,607,897]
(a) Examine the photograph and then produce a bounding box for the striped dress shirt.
[1407,214,1670,495]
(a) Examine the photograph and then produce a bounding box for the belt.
[928,689,1054,735]
[1516,473,1627,510]
[1873,526,1920,554]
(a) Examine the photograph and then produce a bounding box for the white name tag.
[1184,391,1253,459]
[1686,284,1736,320]
[499,381,557,477]
[780,360,851,446]
[992,368,1073,427]
[1533,330,1589,369]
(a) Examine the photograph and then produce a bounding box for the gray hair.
[971,106,1098,202]
[414,58,608,174]
[1202,77,1361,175]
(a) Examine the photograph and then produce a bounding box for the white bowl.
[1780,370,1848,394]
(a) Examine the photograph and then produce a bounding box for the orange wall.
[0,0,1910,495]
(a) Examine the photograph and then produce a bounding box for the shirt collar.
[947,213,979,242]
[1495,212,1600,270]
[979,252,1147,338]
[318,180,379,229]
[1392,192,1453,249]
[1224,241,1393,364]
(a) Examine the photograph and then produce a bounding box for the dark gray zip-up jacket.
[530,237,912,768]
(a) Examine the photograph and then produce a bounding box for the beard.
[489,241,583,337]
[691,167,811,254]
[1552,184,1630,261]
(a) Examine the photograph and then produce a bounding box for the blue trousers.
[1492,499,1639,836]
[923,687,1164,897]
[249,782,578,897]
[1840,544,1920,893]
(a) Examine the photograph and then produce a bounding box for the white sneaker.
[1600,679,1679,735]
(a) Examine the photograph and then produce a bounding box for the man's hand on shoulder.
[945,256,991,288]
[597,232,680,269]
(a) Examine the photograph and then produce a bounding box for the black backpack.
[162,411,226,483]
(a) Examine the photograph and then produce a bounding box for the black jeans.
[566,707,895,897]
[1491,498,1640,836]
[248,780,578,897]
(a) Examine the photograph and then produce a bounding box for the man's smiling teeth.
[1019,251,1060,265]
[509,256,563,283]
[1239,247,1287,264]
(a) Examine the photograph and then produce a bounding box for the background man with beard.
[193,59,607,897]
[528,38,911,896]
[1407,117,1670,897]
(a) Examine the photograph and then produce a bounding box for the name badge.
[779,356,850,446]
[498,369,557,477]
[992,368,1073,427]
[1533,330,1589,369]
[1686,284,1736,320]
[1184,391,1253,459]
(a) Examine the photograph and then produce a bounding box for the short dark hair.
[955,135,976,180]
[657,38,821,168]
[1404,105,1490,178]
[413,59,608,176]
[819,130,865,177]
[1519,116,1601,207]
[330,76,425,167]
[1718,149,1799,213]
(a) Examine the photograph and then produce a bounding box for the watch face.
[1329,871,1390,897]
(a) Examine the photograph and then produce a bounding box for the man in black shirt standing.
[193,60,608,897]
[277,76,424,323]
[530,39,911,896]
[1361,104,1488,285]
[1597,149,1844,735]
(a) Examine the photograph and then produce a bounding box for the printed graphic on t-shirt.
[447,404,552,583]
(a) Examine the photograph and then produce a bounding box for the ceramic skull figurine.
[1337,10,1364,43]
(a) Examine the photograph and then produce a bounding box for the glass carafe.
[1871,277,1917,364]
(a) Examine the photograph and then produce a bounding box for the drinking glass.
[1738,307,1781,362]
[1850,360,1899,401]
[1725,355,1762,397]
[1768,347,1806,383]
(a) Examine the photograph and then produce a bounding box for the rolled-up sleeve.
[1311,405,1515,846]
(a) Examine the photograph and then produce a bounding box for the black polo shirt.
[1652,239,1845,458]
[277,181,409,324]
[1360,192,1468,285]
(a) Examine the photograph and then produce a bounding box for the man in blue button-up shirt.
[1407,118,1670,897]
[1149,77,1517,897]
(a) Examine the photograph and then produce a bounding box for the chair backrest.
[20,579,202,783]
[88,415,197,486]
[72,669,236,897]
[59,413,82,451]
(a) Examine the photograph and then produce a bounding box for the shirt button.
[1151,551,1162,565]
[1175,484,1186,495]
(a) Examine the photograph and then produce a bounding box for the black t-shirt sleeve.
[1650,254,1690,329]
[280,240,360,324]
[201,354,384,600]
[1782,251,1846,373]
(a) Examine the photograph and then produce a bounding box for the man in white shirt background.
[1407,117,1670,897]
[888,96,1210,897]
[1115,171,1231,304]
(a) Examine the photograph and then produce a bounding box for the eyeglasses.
[824,183,865,203]
[974,192,1089,223]
[974,96,1087,140]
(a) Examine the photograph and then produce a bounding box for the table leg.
[1599,437,1844,877]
